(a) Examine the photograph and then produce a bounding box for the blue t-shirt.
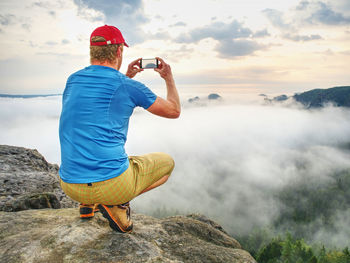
[59,65,157,183]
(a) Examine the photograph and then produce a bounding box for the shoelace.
[116,202,131,220]
[126,206,131,220]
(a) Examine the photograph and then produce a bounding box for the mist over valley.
[1,90,350,252]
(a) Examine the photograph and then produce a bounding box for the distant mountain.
[293,86,350,108]
[188,96,200,103]
[187,93,222,104]
[0,94,61,98]
[273,94,288,102]
[208,93,221,100]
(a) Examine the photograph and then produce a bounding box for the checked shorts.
[60,152,175,205]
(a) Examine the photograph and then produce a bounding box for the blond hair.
[90,36,122,64]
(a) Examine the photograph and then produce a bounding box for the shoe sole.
[98,204,133,233]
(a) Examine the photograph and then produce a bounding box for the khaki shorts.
[60,152,175,205]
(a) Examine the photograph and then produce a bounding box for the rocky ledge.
[0,145,256,262]
[0,208,256,263]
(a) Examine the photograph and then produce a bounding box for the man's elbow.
[166,106,181,119]
[170,108,181,119]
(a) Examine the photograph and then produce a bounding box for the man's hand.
[147,57,181,119]
[125,58,143,78]
[154,57,173,81]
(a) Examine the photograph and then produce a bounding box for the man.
[59,25,180,233]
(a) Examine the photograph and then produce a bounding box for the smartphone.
[140,58,159,69]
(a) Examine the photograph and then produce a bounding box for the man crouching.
[58,25,180,233]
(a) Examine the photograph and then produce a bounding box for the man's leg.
[139,175,170,195]
[84,152,175,233]
[131,152,175,197]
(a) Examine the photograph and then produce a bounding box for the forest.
[239,169,350,262]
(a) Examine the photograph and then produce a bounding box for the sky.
[0,0,349,95]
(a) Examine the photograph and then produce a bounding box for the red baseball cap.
[90,25,129,47]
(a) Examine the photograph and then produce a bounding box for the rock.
[0,145,78,211]
[188,96,200,103]
[208,93,221,100]
[0,208,257,263]
[273,94,288,101]
[293,86,350,108]
[2,193,60,212]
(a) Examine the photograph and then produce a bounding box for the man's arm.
[125,58,143,78]
[147,57,181,119]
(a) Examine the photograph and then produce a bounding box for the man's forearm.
[165,76,180,114]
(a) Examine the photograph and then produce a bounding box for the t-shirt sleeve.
[126,80,157,109]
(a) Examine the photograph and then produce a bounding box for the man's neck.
[91,60,119,70]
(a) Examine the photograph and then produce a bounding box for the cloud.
[0,14,16,26]
[73,0,149,45]
[313,209,350,247]
[174,66,289,87]
[32,1,52,8]
[264,1,350,29]
[174,20,266,58]
[253,29,270,38]
[283,33,322,42]
[150,30,170,40]
[31,1,66,15]
[170,21,186,27]
[0,55,85,94]
[45,41,58,46]
[21,23,31,31]
[296,0,310,11]
[262,8,291,30]
[0,96,61,162]
[340,50,350,56]
[130,102,350,243]
[2,96,350,246]
[216,39,264,58]
[306,1,350,25]
[175,20,252,43]
[261,1,350,44]
[333,0,350,14]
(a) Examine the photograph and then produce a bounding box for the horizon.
[0,84,349,98]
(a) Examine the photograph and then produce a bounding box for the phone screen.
[141,58,158,69]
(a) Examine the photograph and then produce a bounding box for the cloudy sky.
[0,0,349,95]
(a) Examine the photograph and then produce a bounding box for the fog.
[1,94,350,247]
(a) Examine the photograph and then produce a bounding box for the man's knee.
[146,152,175,175]
[162,175,170,183]
[162,153,175,174]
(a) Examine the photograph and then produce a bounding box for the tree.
[256,238,283,263]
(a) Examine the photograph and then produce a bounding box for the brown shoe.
[98,202,133,233]
[79,204,99,219]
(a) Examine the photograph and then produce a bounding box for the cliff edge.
[0,145,256,262]
[0,209,256,263]
[0,145,77,211]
